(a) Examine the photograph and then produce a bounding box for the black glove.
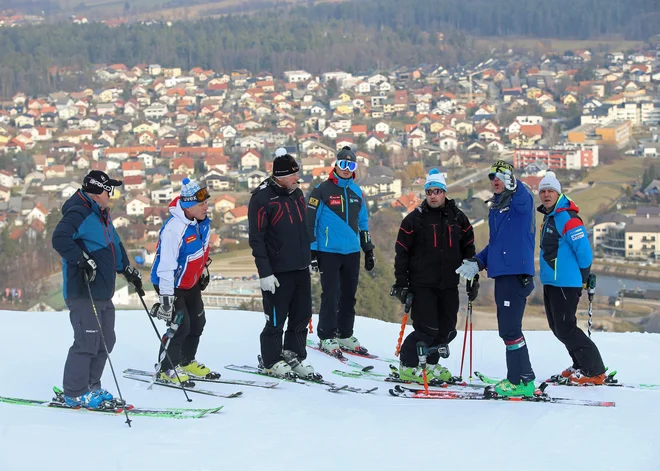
[390,284,409,304]
[123,265,144,296]
[364,250,375,272]
[467,274,480,302]
[199,258,212,291]
[78,252,97,284]
[150,295,175,322]
[310,250,319,274]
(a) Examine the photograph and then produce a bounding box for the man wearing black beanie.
[247,148,316,379]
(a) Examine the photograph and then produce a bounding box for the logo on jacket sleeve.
[309,197,319,207]
[186,235,197,243]
[329,195,341,206]
[570,230,585,241]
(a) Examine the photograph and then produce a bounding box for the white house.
[240,149,261,170]
[126,196,150,216]
[151,186,174,205]
[283,70,312,83]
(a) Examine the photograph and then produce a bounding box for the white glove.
[495,170,517,191]
[150,295,175,322]
[456,259,480,281]
[260,275,280,294]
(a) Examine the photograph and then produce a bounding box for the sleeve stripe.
[562,217,584,235]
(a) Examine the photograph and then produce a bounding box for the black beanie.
[273,154,299,177]
[336,146,356,162]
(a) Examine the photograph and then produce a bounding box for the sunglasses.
[336,160,357,172]
[181,187,210,204]
[425,188,445,196]
[488,173,498,181]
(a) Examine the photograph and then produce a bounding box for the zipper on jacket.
[432,224,437,248]
[285,202,293,223]
[448,225,452,248]
[554,258,557,280]
[343,187,349,223]
[325,227,329,246]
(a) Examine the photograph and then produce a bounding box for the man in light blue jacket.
[537,171,606,385]
[456,160,536,397]
[306,146,374,355]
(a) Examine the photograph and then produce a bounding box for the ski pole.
[416,341,430,396]
[468,292,474,382]
[459,278,472,381]
[587,273,597,338]
[150,310,184,390]
[84,275,132,427]
[395,293,414,356]
[137,293,192,402]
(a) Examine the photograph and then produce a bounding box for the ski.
[545,370,660,390]
[305,339,374,371]
[123,374,243,398]
[339,346,398,364]
[389,384,616,407]
[223,364,377,394]
[124,368,281,389]
[0,394,223,419]
[333,366,485,390]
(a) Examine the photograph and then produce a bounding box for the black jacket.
[52,190,129,300]
[394,199,475,289]
[248,177,311,278]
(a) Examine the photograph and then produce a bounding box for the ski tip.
[362,365,375,372]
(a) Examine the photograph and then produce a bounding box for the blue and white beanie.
[424,168,447,192]
[180,177,202,208]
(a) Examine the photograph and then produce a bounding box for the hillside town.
[1,38,660,309]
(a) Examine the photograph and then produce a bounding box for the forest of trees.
[0,0,658,95]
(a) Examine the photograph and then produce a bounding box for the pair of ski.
[224,363,378,394]
[0,386,224,419]
[122,368,283,398]
[477,371,660,391]
[305,338,397,370]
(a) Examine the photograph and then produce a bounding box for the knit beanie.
[424,168,447,192]
[538,171,562,194]
[180,177,203,208]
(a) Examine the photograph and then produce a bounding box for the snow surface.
[0,309,659,471]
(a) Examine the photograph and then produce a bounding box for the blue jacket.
[306,171,374,255]
[52,190,129,300]
[539,195,592,288]
[151,197,211,295]
[475,184,536,278]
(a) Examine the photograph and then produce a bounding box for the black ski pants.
[155,283,206,371]
[63,297,115,397]
[317,251,360,340]
[260,269,311,368]
[400,286,459,367]
[543,285,605,376]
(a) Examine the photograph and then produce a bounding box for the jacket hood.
[328,169,355,187]
[168,196,197,226]
[537,194,578,216]
[62,190,104,218]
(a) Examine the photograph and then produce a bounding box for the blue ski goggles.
[336,160,357,172]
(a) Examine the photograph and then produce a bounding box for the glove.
[456,258,481,281]
[150,295,175,322]
[260,275,280,294]
[78,252,97,284]
[199,258,212,291]
[495,170,517,191]
[390,285,409,304]
[364,250,375,272]
[123,265,144,296]
[310,250,319,274]
[467,275,480,302]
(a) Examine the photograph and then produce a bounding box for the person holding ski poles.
[150,177,213,384]
[456,160,537,398]
[391,169,477,384]
[52,170,143,408]
[537,172,606,385]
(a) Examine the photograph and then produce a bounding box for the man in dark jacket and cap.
[52,170,143,408]
[248,149,315,379]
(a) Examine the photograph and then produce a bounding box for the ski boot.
[63,390,107,409]
[548,366,579,384]
[180,359,219,379]
[89,388,126,407]
[488,379,536,398]
[397,363,444,385]
[159,367,191,385]
[319,338,343,357]
[282,350,322,381]
[427,363,453,383]
[567,370,606,386]
[263,360,298,380]
[337,336,369,355]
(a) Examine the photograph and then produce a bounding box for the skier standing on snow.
[52,170,143,408]
[248,149,315,379]
[456,160,537,398]
[537,172,607,385]
[306,146,375,355]
[150,177,213,384]
[391,169,477,384]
